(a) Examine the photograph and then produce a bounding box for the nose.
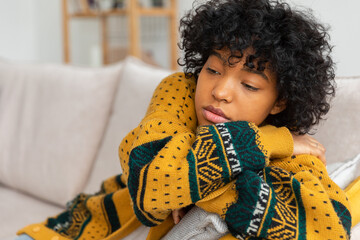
[211,78,233,103]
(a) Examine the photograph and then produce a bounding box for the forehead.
[208,49,277,83]
[210,48,265,65]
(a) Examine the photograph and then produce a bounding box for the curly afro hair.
[178,0,335,134]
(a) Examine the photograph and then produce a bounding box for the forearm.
[121,121,293,226]
[271,155,352,236]
[198,156,351,239]
[187,121,293,203]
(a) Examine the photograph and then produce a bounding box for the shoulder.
[270,154,328,182]
[145,72,197,124]
[157,72,196,90]
[151,72,197,103]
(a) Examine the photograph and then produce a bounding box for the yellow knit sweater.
[18,72,351,240]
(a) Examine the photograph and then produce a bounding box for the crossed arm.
[119,73,294,225]
[172,131,327,224]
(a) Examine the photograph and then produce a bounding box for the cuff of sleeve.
[260,125,293,159]
[345,176,360,227]
[17,223,71,240]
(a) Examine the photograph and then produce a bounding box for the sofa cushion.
[345,176,360,228]
[352,221,360,239]
[313,76,360,164]
[0,184,64,240]
[328,153,360,190]
[0,61,122,206]
[85,56,173,193]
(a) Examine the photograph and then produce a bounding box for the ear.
[270,99,286,115]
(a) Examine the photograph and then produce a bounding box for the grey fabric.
[352,222,360,240]
[162,206,228,240]
[14,234,33,240]
[328,153,360,189]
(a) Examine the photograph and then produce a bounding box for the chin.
[198,120,213,126]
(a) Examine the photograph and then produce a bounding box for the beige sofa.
[0,56,359,239]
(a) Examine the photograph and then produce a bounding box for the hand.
[172,208,187,224]
[291,133,326,165]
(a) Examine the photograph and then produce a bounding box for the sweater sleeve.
[118,73,293,227]
[197,155,352,240]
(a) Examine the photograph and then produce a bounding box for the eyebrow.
[242,67,269,82]
[211,51,227,62]
[210,51,269,82]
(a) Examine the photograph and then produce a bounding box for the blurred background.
[0,0,359,76]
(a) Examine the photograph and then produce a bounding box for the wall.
[289,0,360,77]
[0,0,38,61]
[0,0,359,76]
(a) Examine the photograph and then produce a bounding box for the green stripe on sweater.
[104,193,121,233]
[210,125,231,183]
[187,149,200,202]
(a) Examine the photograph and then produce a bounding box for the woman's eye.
[242,83,259,91]
[206,67,220,75]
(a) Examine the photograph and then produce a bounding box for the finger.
[177,211,183,220]
[317,153,327,166]
[321,156,327,165]
[172,210,180,224]
[312,143,327,165]
[310,140,320,149]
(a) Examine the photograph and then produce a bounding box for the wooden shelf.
[70,9,128,17]
[62,0,178,70]
[70,8,173,17]
[139,7,173,16]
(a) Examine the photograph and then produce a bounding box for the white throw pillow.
[352,222,360,240]
[85,56,173,193]
[0,61,123,206]
[328,153,360,190]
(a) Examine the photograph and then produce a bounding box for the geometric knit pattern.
[187,125,230,202]
[222,159,352,240]
[46,193,90,238]
[263,167,301,239]
[45,174,129,239]
[225,170,271,238]
[221,122,267,173]
[188,122,267,202]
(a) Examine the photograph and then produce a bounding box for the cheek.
[254,96,279,121]
[195,80,209,105]
[232,95,277,125]
[194,87,203,116]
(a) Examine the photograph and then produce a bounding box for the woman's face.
[195,49,285,126]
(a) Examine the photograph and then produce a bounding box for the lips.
[202,106,230,124]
